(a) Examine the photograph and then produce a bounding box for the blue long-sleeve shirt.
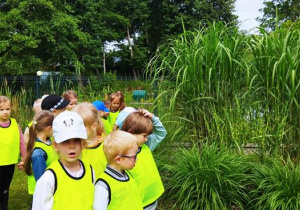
[31,139,51,181]
[146,115,167,151]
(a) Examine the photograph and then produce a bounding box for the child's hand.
[17,161,24,170]
[141,109,153,119]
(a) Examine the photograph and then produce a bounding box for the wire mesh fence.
[0,75,157,112]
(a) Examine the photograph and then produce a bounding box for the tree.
[0,0,87,75]
[108,0,238,77]
[148,0,238,50]
[63,0,128,76]
[258,0,300,31]
[107,0,151,78]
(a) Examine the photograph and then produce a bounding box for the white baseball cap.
[53,110,87,143]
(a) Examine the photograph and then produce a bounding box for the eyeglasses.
[119,153,138,162]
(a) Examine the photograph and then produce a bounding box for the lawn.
[9,169,31,210]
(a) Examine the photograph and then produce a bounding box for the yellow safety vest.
[28,141,56,194]
[108,111,119,130]
[81,143,107,178]
[47,160,94,210]
[130,144,164,207]
[28,121,33,127]
[101,118,112,135]
[0,118,20,165]
[97,171,143,210]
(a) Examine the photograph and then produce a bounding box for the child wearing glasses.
[121,109,166,210]
[93,130,143,210]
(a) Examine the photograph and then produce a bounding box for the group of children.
[0,90,167,210]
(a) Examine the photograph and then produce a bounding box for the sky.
[234,0,265,32]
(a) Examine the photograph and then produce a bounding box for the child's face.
[118,145,138,170]
[133,133,148,147]
[0,101,11,122]
[54,138,83,166]
[99,110,108,118]
[111,98,120,111]
[66,95,78,111]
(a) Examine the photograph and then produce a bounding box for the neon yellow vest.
[108,110,119,129]
[130,144,164,207]
[97,171,143,210]
[28,141,57,194]
[0,118,20,165]
[28,121,33,127]
[47,160,94,210]
[101,118,112,135]
[81,143,106,178]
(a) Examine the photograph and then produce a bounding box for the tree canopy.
[258,0,300,31]
[0,0,238,76]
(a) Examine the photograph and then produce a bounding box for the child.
[114,106,138,131]
[41,94,70,116]
[32,111,94,210]
[0,96,26,210]
[73,102,106,178]
[93,130,143,210]
[24,110,55,196]
[108,91,125,130]
[103,100,110,110]
[122,109,167,209]
[62,90,78,111]
[92,100,112,135]
[32,98,43,114]
[24,98,43,146]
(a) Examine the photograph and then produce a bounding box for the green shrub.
[158,144,253,209]
[250,156,300,210]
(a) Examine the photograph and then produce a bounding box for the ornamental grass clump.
[250,156,300,210]
[159,144,252,210]
[147,22,251,145]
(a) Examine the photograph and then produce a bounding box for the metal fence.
[0,75,156,111]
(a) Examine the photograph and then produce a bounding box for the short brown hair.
[62,90,78,100]
[103,130,137,163]
[122,110,153,135]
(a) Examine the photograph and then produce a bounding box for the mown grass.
[9,169,31,210]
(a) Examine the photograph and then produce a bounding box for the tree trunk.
[126,27,137,79]
[103,47,106,74]
[95,68,100,78]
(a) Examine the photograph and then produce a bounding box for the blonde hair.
[73,102,104,135]
[33,98,43,114]
[24,110,55,175]
[122,110,153,135]
[109,91,125,111]
[0,96,10,108]
[103,130,137,163]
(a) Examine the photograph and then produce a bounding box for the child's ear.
[115,156,121,164]
[92,122,98,130]
[53,141,59,152]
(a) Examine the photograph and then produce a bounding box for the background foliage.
[0,0,237,77]
[258,0,300,31]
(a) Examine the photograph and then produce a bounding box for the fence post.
[36,71,43,98]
